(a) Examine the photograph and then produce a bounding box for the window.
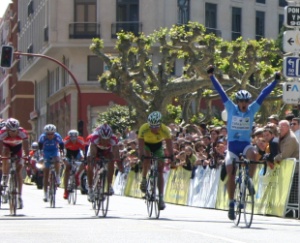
[256,11,265,40]
[279,14,284,34]
[75,0,96,22]
[177,0,190,25]
[205,3,217,35]
[115,0,139,35]
[279,0,288,7]
[27,0,34,17]
[88,56,103,81]
[232,7,242,40]
[256,0,265,3]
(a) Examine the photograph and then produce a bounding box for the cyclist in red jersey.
[62,129,85,199]
[0,118,29,209]
[86,124,123,202]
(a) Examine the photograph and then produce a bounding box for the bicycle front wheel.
[92,175,101,216]
[101,171,109,217]
[233,180,242,226]
[242,179,254,228]
[49,172,56,208]
[8,173,17,215]
[146,176,154,218]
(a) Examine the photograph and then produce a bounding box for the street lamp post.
[14,51,83,135]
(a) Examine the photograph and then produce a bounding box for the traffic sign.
[283,30,300,52]
[285,6,300,27]
[283,57,300,78]
[283,82,300,104]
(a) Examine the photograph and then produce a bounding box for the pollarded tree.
[90,22,283,127]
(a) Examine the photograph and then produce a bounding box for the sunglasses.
[8,130,17,133]
[47,133,54,136]
[237,99,250,103]
[291,123,298,126]
[150,124,160,129]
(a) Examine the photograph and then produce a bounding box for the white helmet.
[235,90,252,101]
[31,142,38,150]
[98,124,113,139]
[44,124,56,133]
[148,111,162,127]
[6,118,20,131]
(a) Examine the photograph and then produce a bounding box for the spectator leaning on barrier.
[290,118,300,143]
[274,120,299,163]
[263,127,279,170]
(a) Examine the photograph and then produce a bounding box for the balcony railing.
[205,27,222,37]
[111,22,142,38]
[69,22,100,39]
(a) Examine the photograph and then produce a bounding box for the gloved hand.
[206,65,215,74]
[274,72,281,80]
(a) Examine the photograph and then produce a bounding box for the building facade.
[1,0,288,139]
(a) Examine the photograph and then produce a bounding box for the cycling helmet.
[31,142,38,150]
[148,111,162,127]
[68,129,79,137]
[44,124,56,133]
[0,119,6,129]
[98,124,113,139]
[235,90,252,101]
[6,118,20,131]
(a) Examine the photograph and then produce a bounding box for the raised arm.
[256,72,280,105]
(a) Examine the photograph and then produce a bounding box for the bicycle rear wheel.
[8,172,17,215]
[242,179,254,228]
[233,179,242,226]
[101,171,109,217]
[49,172,56,208]
[146,175,154,217]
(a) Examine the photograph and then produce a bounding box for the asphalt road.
[0,184,300,243]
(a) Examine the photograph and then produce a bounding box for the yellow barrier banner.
[164,167,191,205]
[254,159,295,217]
[215,159,296,217]
[124,171,143,198]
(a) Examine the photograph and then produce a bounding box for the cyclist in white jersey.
[207,65,280,220]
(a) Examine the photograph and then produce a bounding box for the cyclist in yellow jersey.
[138,111,174,210]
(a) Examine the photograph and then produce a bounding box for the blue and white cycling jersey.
[210,75,278,156]
[38,132,64,159]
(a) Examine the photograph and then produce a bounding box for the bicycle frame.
[48,159,57,208]
[232,155,267,228]
[92,157,110,217]
[143,155,171,219]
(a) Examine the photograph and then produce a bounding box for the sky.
[0,0,12,18]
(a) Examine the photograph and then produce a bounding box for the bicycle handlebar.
[232,156,267,176]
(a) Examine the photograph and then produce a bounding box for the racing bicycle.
[0,155,28,215]
[232,155,267,228]
[92,157,110,217]
[142,155,171,219]
[67,158,81,205]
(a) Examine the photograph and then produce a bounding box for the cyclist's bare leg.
[63,162,71,190]
[245,147,257,177]
[87,159,94,188]
[107,160,114,187]
[1,147,10,181]
[43,168,50,193]
[226,164,235,200]
[54,157,61,179]
[157,161,164,194]
[16,162,23,196]
[141,151,151,178]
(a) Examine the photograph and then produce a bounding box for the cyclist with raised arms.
[207,65,280,220]
[86,124,123,202]
[138,111,174,210]
[38,124,64,202]
[0,118,29,209]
